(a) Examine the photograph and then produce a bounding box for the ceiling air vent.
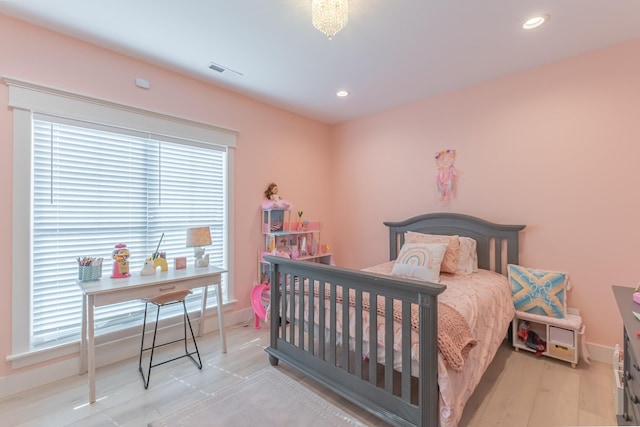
[209,63,225,73]
[208,62,243,77]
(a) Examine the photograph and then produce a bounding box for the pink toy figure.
[435,149,457,203]
[111,243,131,278]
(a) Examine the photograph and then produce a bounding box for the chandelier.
[312,0,349,40]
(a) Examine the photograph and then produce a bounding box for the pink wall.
[0,14,333,377]
[1,12,637,384]
[330,39,640,348]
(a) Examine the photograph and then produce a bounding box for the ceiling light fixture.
[522,14,549,30]
[312,0,349,40]
[336,90,349,97]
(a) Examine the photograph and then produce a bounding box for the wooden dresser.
[613,285,640,425]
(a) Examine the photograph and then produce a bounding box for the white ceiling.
[2,1,640,124]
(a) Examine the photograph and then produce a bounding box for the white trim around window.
[5,76,237,366]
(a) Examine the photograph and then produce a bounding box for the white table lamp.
[186,226,212,267]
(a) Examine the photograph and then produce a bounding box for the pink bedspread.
[291,263,513,426]
[363,262,515,427]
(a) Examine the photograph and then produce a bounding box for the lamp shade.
[186,226,212,247]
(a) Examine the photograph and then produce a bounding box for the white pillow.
[456,236,478,275]
[391,243,448,283]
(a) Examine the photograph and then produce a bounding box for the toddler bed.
[264,213,525,427]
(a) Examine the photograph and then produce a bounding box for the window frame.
[6,77,236,366]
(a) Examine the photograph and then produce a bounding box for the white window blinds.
[32,114,227,347]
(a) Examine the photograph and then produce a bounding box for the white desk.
[78,265,227,404]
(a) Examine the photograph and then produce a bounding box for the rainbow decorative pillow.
[404,232,460,274]
[391,243,448,283]
[508,264,568,318]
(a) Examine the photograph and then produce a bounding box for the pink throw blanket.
[304,283,477,372]
[437,302,477,371]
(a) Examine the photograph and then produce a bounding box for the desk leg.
[199,285,208,338]
[88,294,96,404]
[80,293,87,375]
[198,284,226,353]
[216,283,227,353]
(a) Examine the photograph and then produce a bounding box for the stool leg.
[139,303,161,389]
[138,302,149,385]
[145,306,161,388]
[182,300,202,369]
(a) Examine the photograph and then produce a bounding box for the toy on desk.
[138,256,168,275]
[153,257,168,271]
[194,247,210,267]
[111,243,130,278]
[146,233,169,272]
[140,258,156,276]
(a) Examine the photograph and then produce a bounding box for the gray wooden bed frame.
[264,212,525,427]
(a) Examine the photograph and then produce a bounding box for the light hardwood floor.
[0,322,617,426]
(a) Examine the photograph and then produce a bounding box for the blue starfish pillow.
[508,264,568,318]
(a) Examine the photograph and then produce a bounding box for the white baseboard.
[0,356,81,401]
[0,304,254,401]
[586,341,616,365]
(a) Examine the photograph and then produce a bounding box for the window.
[7,78,236,361]
[32,115,227,347]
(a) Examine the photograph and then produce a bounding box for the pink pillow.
[404,232,460,274]
[457,236,478,275]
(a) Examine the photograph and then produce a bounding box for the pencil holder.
[79,265,102,281]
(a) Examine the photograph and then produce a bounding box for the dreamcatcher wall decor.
[435,149,457,203]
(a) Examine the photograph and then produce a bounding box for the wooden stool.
[138,289,202,388]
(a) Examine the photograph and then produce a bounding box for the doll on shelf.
[261,182,291,210]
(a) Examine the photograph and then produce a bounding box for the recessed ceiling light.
[336,90,350,97]
[523,14,549,30]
